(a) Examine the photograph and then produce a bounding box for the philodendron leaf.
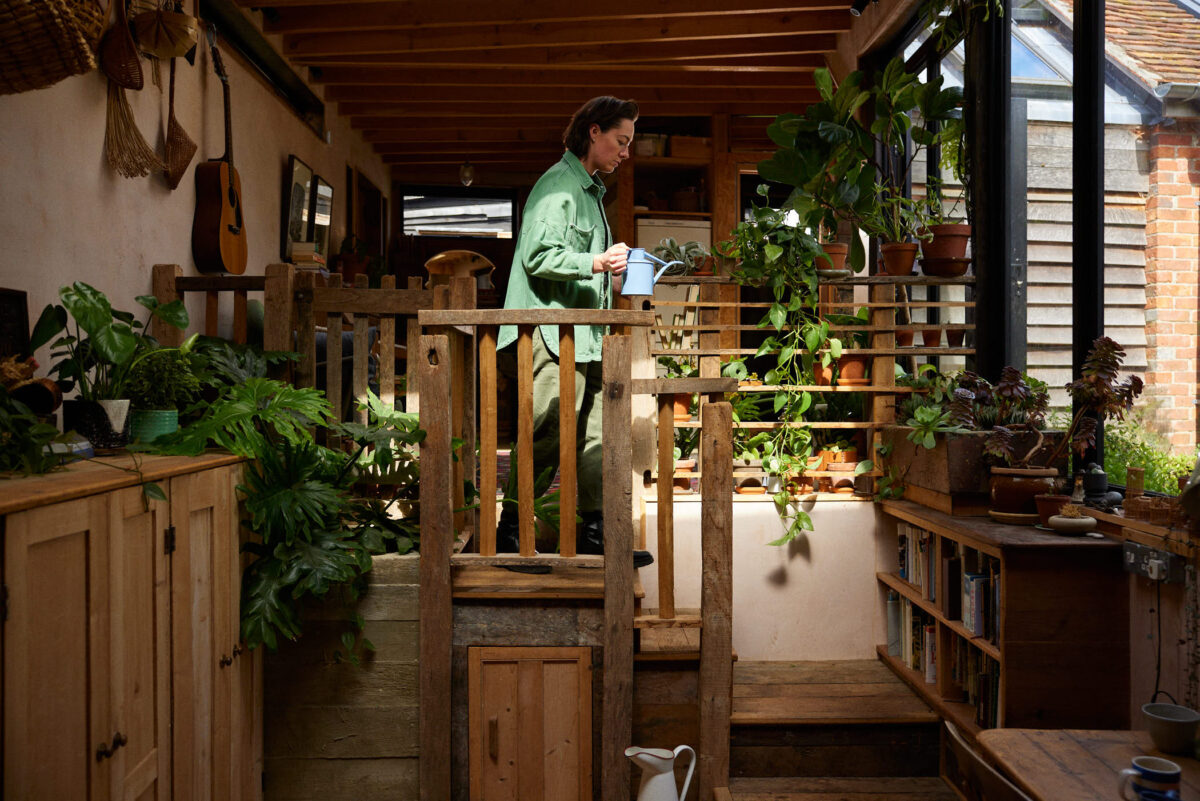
[30,305,67,351]
[854,460,874,475]
[151,299,190,330]
[92,323,139,366]
[814,67,834,100]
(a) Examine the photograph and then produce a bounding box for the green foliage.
[126,346,201,410]
[906,405,963,449]
[501,449,573,534]
[31,283,189,401]
[0,385,63,476]
[1104,412,1197,495]
[651,238,709,275]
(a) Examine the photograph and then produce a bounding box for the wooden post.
[325,275,343,441]
[656,395,675,620]
[558,327,577,557]
[699,401,733,801]
[151,264,184,347]
[351,275,370,425]
[294,271,317,391]
[449,276,476,537]
[262,263,294,358]
[205,291,220,338]
[379,276,396,409]
[601,334,634,801]
[418,334,453,801]
[479,326,498,556]
[406,277,423,416]
[516,324,536,557]
[232,289,248,344]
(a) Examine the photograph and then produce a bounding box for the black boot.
[496,506,520,553]
[579,512,654,569]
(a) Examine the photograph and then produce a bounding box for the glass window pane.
[402,195,514,238]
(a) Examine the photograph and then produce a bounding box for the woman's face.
[583,118,635,174]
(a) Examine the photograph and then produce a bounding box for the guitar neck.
[222,79,234,169]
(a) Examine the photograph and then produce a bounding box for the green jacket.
[499,151,612,362]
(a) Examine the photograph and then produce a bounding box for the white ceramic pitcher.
[625,744,696,801]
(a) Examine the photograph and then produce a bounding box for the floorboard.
[728,776,957,800]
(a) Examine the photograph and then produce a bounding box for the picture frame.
[281,154,314,262]
[310,175,334,260]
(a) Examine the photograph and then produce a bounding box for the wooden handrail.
[417,308,655,327]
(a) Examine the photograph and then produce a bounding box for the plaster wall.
[0,44,388,356]
[641,497,882,661]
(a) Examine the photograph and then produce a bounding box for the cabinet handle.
[219,654,233,668]
[488,716,499,761]
[232,645,244,658]
[95,732,126,762]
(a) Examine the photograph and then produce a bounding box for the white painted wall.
[642,496,884,661]
[0,41,388,354]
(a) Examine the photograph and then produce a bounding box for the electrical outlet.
[1123,541,1186,583]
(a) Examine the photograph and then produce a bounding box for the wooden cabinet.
[468,646,593,801]
[1,454,260,801]
[875,499,1129,737]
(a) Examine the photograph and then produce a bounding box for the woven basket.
[0,0,107,95]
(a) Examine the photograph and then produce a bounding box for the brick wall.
[1144,120,1200,451]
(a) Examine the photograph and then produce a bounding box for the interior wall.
[0,40,388,355]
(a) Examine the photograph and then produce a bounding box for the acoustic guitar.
[192,28,247,275]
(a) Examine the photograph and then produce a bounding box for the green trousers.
[528,330,604,513]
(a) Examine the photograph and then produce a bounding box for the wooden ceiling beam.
[262,0,847,33]
[293,35,837,65]
[371,141,564,154]
[360,127,564,143]
[383,155,560,165]
[391,165,546,184]
[351,101,799,127]
[301,52,829,69]
[311,66,817,87]
[283,15,848,57]
[325,85,816,104]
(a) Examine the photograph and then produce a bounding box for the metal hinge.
[164,526,177,555]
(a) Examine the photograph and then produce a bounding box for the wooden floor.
[727,776,958,800]
[731,660,939,726]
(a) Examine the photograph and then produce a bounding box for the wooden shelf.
[632,156,711,168]
[651,347,976,357]
[633,210,712,218]
[825,275,976,286]
[876,645,982,739]
[876,572,1002,662]
[731,384,915,393]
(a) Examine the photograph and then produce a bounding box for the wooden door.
[105,486,172,801]
[171,463,261,801]
[3,495,110,801]
[468,646,593,801]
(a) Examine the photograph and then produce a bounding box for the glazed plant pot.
[130,409,179,444]
[821,242,849,271]
[1033,494,1071,526]
[947,328,966,347]
[880,242,919,276]
[1047,515,1097,535]
[990,467,1059,515]
[921,328,942,348]
[63,399,132,450]
[921,223,972,260]
[895,328,914,347]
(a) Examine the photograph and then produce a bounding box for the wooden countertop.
[977,729,1200,801]
[0,452,243,516]
[881,499,1123,553]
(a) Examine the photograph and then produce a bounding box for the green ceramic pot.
[130,409,179,443]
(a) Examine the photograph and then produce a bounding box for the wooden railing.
[150,262,294,351]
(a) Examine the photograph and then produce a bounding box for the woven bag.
[0,0,107,95]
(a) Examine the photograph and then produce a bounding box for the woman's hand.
[592,243,629,275]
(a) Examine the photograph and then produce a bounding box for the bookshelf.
[876,500,1130,737]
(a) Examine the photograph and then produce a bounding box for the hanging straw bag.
[0,0,108,95]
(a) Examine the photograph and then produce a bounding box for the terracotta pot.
[823,448,858,464]
[1034,494,1071,526]
[990,467,1058,515]
[821,242,849,271]
[921,328,942,348]
[895,328,914,347]
[921,223,972,260]
[880,243,919,276]
[837,353,870,382]
[672,393,693,422]
[947,328,966,347]
[814,362,834,386]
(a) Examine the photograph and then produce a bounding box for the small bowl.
[1143,703,1200,755]
[1047,515,1097,535]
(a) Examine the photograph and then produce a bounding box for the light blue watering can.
[621,248,681,296]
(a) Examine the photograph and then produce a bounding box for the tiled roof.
[1047,0,1200,85]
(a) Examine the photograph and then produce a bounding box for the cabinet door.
[3,495,110,801]
[106,485,172,801]
[468,646,592,801]
[170,464,261,801]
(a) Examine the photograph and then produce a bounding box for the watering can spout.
[653,262,673,284]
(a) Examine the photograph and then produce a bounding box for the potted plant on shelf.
[658,355,698,421]
[825,307,872,385]
[31,283,189,450]
[651,237,708,276]
[920,175,972,270]
[126,339,202,443]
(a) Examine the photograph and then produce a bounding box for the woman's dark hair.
[563,96,639,158]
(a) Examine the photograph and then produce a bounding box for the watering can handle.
[673,745,696,801]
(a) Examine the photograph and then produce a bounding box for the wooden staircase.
[720,660,956,801]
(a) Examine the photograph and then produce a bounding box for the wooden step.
[634,608,702,628]
[634,628,739,662]
[731,660,938,726]
[728,776,957,800]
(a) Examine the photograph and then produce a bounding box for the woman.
[496,95,649,565]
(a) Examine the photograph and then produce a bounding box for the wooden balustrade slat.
[516,325,536,557]
[478,326,498,556]
[379,276,396,409]
[657,396,676,621]
[205,291,219,338]
[325,275,343,444]
[417,308,655,327]
[558,328,577,558]
[352,275,370,426]
[233,289,248,345]
[151,264,184,347]
[295,272,316,390]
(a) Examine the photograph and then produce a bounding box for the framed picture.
[281,154,314,261]
[0,288,30,358]
[310,175,334,260]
